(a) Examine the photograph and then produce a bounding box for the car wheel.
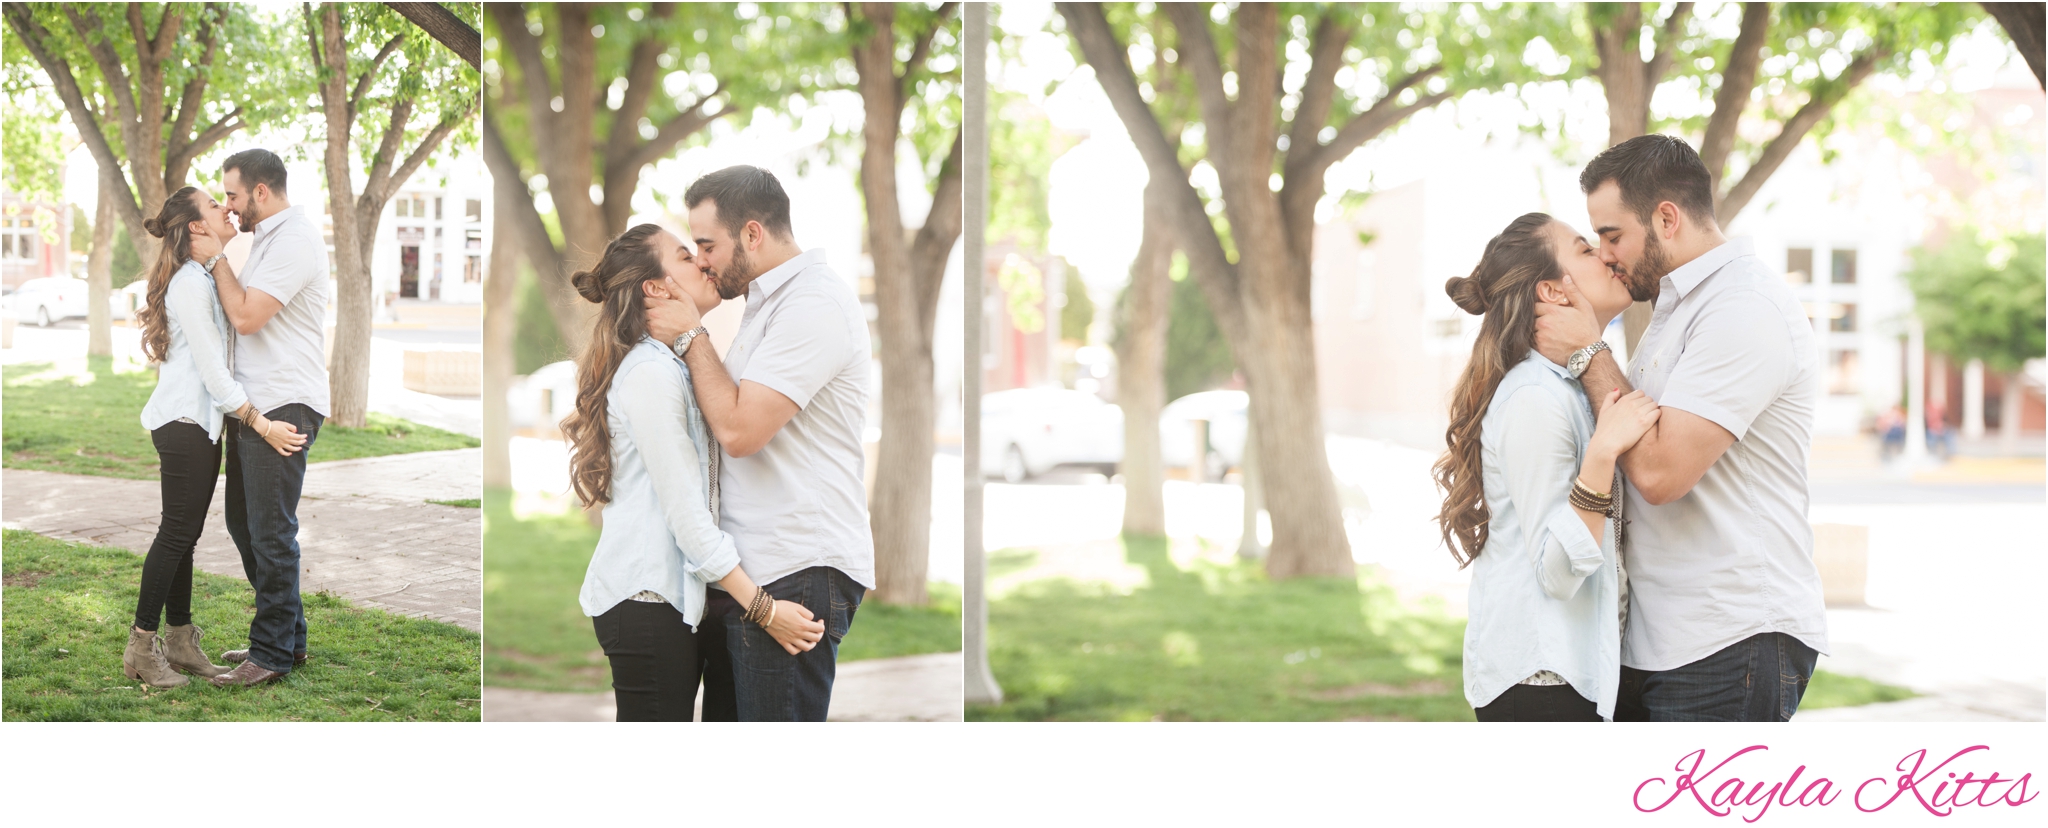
[1001,445,1029,484]
[36,306,52,327]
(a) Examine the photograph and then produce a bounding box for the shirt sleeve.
[737,285,854,409]
[1655,288,1794,441]
[240,226,314,306]
[1494,384,1604,602]
[167,270,249,414]
[615,358,741,585]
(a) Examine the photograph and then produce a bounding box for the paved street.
[3,449,482,631]
[983,434,2047,722]
[481,651,965,722]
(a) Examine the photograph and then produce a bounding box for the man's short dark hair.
[683,165,793,242]
[1579,134,1716,228]
[222,148,287,196]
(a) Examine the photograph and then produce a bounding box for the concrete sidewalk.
[2,448,482,631]
[482,651,965,722]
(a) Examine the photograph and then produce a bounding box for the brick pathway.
[2,449,481,631]
[481,651,965,722]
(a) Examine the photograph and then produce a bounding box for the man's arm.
[675,337,800,458]
[1535,276,1736,506]
[1584,346,1735,506]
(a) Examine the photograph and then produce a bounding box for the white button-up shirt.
[1465,352,1626,720]
[579,340,740,626]
[235,205,330,416]
[140,261,249,442]
[717,248,875,589]
[1622,237,1829,671]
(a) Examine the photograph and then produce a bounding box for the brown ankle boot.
[122,627,190,688]
[162,624,231,677]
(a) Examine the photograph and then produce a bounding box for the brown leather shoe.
[221,648,307,667]
[209,660,286,687]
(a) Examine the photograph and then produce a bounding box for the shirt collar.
[1525,349,1572,380]
[254,204,301,238]
[1664,237,1753,299]
[747,248,826,300]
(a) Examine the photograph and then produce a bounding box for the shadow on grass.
[972,535,1475,721]
[481,490,962,694]
[2,360,478,481]
[2,529,480,721]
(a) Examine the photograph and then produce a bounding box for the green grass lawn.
[2,529,480,721]
[3,360,480,480]
[428,498,482,508]
[483,490,961,693]
[970,535,1913,721]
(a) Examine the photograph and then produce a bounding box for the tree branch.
[898,1,959,106]
[3,6,140,231]
[1057,2,1245,346]
[1160,2,1234,162]
[604,7,675,175]
[1285,13,1354,172]
[1699,2,1770,191]
[384,1,481,69]
[166,4,226,165]
[1718,49,1884,223]
[1643,2,1695,89]
[488,2,557,140]
[621,87,723,172]
[910,131,964,317]
[1302,65,1444,176]
[350,33,408,127]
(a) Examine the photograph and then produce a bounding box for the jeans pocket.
[828,572,863,642]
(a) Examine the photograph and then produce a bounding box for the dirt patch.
[3,570,52,589]
[1309,679,1449,701]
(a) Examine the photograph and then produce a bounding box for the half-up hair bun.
[1445,274,1489,315]
[143,217,167,239]
[571,269,606,303]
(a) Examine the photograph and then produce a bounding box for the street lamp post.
[962,2,1002,707]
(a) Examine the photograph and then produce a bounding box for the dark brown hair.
[136,186,204,364]
[683,165,792,242]
[560,224,668,506]
[1578,134,1716,228]
[222,148,287,195]
[1433,213,1567,567]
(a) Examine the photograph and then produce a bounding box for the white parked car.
[12,277,89,327]
[1159,390,1248,480]
[980,387,1123,483]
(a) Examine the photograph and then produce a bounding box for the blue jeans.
[223,404,322,674]
[699,566,864,722]
[1616,632,1818,721]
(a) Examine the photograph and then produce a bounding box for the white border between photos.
[3,722,2042,823]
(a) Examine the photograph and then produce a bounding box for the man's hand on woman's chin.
[643,295,701,345]
[190,228,224,262]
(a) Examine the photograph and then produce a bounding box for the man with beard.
[196,148,331,686]
[643,165,872,721]
[1533,135,1828,721]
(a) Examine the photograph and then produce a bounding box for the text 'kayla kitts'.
[1633,745,2037,821]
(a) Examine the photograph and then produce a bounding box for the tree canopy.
[1902,228,2046,375]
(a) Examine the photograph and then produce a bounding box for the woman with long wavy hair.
[1433,212,1660,721]
[128,186,307,688]
[561,223,824,721]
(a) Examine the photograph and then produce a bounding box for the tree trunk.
[1239,258,1352,579]
[1115,180,1172,537]
[855,2,931,607]
[87,173,117,358]
[312,5,372,429]
[2001,370,2026,449]
[483,201,519,490]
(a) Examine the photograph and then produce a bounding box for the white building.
[369,154,488,306]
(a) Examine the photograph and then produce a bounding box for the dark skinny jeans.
[134,420,221,632]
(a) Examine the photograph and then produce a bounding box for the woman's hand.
[253,415,308,456]
[761,599,825,656]
[1589,387,1660,460]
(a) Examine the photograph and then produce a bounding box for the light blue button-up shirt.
[577,339,741,628]
[1463,351,1624,720]
[140,260,249,442]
